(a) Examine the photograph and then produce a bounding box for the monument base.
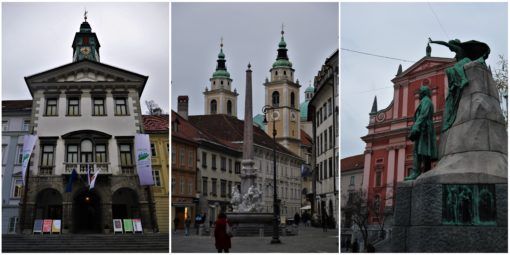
[225,212,279,237]
[392,180,507,252]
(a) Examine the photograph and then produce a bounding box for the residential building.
[2,100,32,234]
[340,154,364,246]
[143,114,169,233]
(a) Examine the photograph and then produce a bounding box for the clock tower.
[264,27,301,155]
[72,11,100,62]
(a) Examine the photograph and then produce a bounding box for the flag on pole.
[65,168,77,193]
[21,135,38,185]
[89,168,101,190]
[134,134,154,186]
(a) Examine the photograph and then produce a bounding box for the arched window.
[210,100,217,114]
[227,100,232,116]
[290,92,295,108]
[275,71,278,76]
[272,91,280,107]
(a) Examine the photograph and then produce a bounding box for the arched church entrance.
[112,188,140,219]
[35,188,63,220]
[73,189,102,233]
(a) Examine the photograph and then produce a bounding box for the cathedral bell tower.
[264,26,301,155]
[204,38,239,116]
[72,11,100,62]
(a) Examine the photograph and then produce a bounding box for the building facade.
[171,111,198,229]
[308,49,339,228]
[143,114,169,233]
[2,100,32,234]
[19,17,157,234]
[340,154,364,246]
[361,51,454,226]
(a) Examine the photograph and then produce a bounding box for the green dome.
[279,36,287,48]
[253,114,266,131]
[305,86,315,93]
[218,49,225,59]
[272,59,293,68]
[212,69,230,78]
[300,101,309,121]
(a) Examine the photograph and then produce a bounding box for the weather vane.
[84,9,88,22]
[281,23,285,35]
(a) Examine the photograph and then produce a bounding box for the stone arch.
[111,187,141,219]
[72,187,102,233]
[34,188,63,220]
[227,100,232,116]
[210,100,217,114]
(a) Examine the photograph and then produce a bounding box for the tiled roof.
[188,114,300,158]
[171,111,204,145]
[142,114,169,133]
[2,100,32,111]
[300,130,313,146]
[341,154,364,172]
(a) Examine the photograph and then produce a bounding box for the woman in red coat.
[214,213,231,253]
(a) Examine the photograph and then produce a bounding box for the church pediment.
[25,60,147,84]
[394,57,455,81]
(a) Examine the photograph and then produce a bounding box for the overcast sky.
[2,2,169,113]
[341,2,508,158]
[171,2,338,118]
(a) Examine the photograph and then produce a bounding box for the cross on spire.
[220,36,223,48]
[281,23,285,35]
[84,9,88,21]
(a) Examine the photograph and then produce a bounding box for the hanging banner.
[134,134,154,186]
[33,219,43,234]
[42,219,52,233]
[113,219,123,233]
[51,219,61,234]
[133,218,143,233]
[21,135,38,185]
[123,219,134,233]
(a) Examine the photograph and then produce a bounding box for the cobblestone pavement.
[171,225,339,253]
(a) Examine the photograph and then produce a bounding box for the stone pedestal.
[392,61,508,252]
[226,212,274,236]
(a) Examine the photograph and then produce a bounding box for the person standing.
[294,212,301,226]
[195,213,202,235]
[185,215,191,236]
[214,213,232,253]
[173,216,179,234]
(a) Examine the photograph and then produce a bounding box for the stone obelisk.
[241,63,257,195]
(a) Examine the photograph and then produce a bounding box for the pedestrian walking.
[294,212,300,226]
[195,213,202,235]
[185,216,191,236]
[214,212,232,253]
[173,216,179,234]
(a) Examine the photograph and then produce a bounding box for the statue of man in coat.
[405,85,438,181]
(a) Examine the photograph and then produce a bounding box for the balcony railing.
[63,162,110,174]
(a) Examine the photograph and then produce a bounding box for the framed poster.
[51,219,61,234]
[113,219,123,234]
[123,219,134,233]
[33,219,43,234]
[132,218,143,233]
[42,219,52,234]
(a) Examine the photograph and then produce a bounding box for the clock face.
[80,47,91,55]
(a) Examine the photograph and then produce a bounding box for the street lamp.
[262,105,281,244]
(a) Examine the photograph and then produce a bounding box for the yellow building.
[143,114,170,233]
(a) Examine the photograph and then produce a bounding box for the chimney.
[177,95,189,120]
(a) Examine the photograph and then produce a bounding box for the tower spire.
[371,96,378,114]
[212,37,230,78]
[272,25,292,68]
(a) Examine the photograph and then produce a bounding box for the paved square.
[171,225,338,253]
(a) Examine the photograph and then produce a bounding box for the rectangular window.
[8,217,18,233]
[172,177,176,193]
[324,129,328,150]
[319,163,322,180]
[375,171,382,187]
[41,145,55,167]
[114,98,128,115]
[67,98,80,116]
[2,120,8,131]
[323,103,327,120]
[119,144,133,166]
[235,161,241,174]
[15,145,23,165]
[220,156,226,171]
[350,176,355,186]
[329,157,333,179]
[151,143,157,157]
[180,150,185,167]
[67,144,79,163]
[202,177,208,196]
[188,151,193,168]
[180,178,184,194]
[93,98,106,116]
[212,154,217,170]
[228,181,232,198]
[212,178,217,196]
[323,161,327,179]
[329,126,333,149]
[12,179,23,198]
[172,146,176,165]
[188,181,193,195]
[152,169,161,187]
[328,97,332,116]
[202,152,207,167]
[228,159,232,173]
[22,120,30,131]
[45,98,58,116]
[95,144,107,162]
[221,179,227,197]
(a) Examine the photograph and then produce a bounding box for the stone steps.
[2,234,169,252]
